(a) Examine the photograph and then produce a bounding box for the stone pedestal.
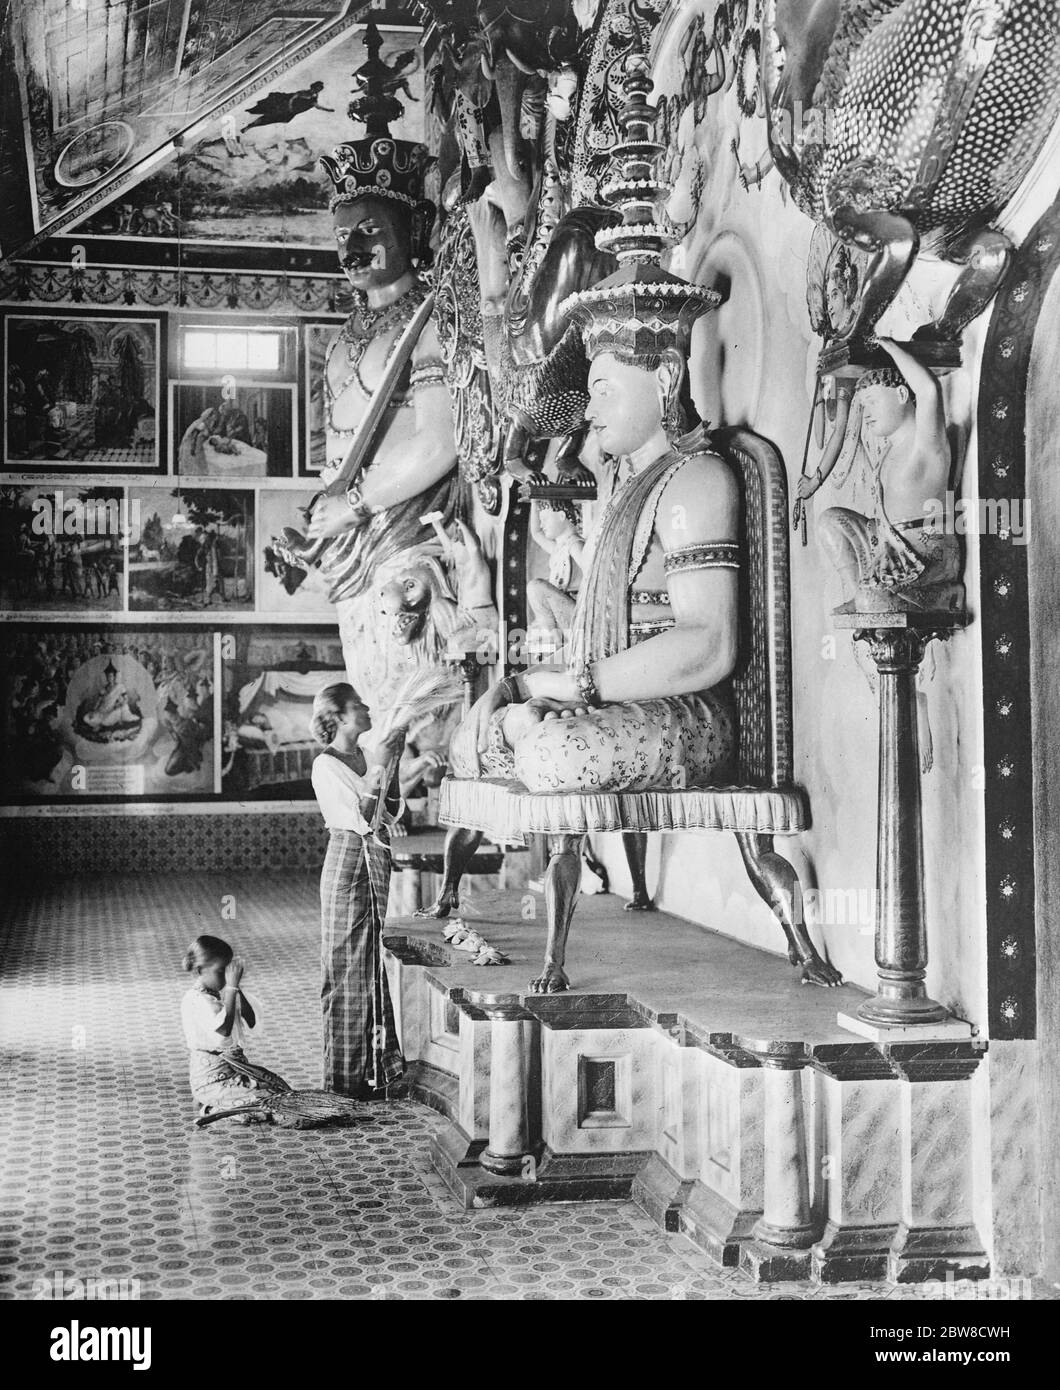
[808,1046,902,1282]
[834,606,966,1027]
[888,1043,990,1282]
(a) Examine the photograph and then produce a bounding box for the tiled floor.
[0,872,1052,1302]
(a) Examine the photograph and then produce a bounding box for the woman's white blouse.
[311,752,401,834]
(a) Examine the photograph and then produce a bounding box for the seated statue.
[446,239,739,989]
[450,348,739,795]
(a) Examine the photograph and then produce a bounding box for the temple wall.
[590,4,1060,1027]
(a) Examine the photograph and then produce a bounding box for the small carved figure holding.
[527,498,584,654]
[797,339,961,609]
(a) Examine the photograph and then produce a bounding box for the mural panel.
[2,313,165,473]
[128,486,254,612]
[0,625,218,800]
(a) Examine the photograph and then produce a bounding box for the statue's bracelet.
[576,662,601,708]
[499,673,526,704]
[345,483,372,518]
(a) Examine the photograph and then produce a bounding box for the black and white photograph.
[0,484,126,611]
[2,312,163,471]
[303,320,341,475]
[128,487,254,612]
[2,0,1060,1351]
[0,626,217,800]
[258,488,334,614]
[221,626,344,799]
[172,381,296,477]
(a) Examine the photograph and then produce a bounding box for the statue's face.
[585,353,665,458]
[379,570,432,644]
[825,268,848,332]
[859,383,910,440]
[333,196,412,290]
[536,506,571,541]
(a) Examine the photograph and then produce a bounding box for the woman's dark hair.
[182,935,233,973]
[311,682,358,746]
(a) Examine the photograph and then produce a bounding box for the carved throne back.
[712,426,795,790]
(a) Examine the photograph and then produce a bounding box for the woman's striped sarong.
[319,827,403,1096]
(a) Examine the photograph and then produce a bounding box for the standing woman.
[310,682,407,1098]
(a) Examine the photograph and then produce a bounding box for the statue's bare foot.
[623,892,655,912]
[528,963,570,994]
[414,890,459,921]
[799,956,843,988]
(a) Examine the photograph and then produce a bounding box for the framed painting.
[128,486,254,613]
[0,484,127,614]
[0,625,219,803]
[75,24,425,251]
[171,380,296,477]
[221,624,344,799]
[257,489,333,617]
[3,311,166,474]
[302,319,343,476]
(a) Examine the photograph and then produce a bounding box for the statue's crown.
[320,19,434,213]
[560,53,718,359]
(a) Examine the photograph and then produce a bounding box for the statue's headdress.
[320,20,435,221]
[511,52,719,438]
[559,54,720,362]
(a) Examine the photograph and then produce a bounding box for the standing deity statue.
[280,23,462,753]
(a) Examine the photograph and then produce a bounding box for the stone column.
[834,612,963,1026]
[474,991,536,1177]
[740,1043,819,1280]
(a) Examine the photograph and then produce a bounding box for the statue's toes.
[800,960,843,988]
[413,900,451,920]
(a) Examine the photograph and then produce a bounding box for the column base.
[430,1116,649,1208]
[811,1222,899,1283]
[480,1148,528,1177]
[837,1011,973,1042]
[752,1217,818,1249]
[631,1154,696,1234]
[739,1240,814,1282]
[856,988,950,1028]
[888,1223,990,1284]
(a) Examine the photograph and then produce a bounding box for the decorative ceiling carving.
[0,1,423,261]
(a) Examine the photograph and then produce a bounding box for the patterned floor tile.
[0,872,1048,1302]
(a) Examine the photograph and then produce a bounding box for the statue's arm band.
[663,542,741,575]
[410,359,447,388]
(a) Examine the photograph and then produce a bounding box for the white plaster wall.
[594,3,1060,1024]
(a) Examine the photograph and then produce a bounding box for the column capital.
[467,989,534,1022]
[734,1037,808,1070]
